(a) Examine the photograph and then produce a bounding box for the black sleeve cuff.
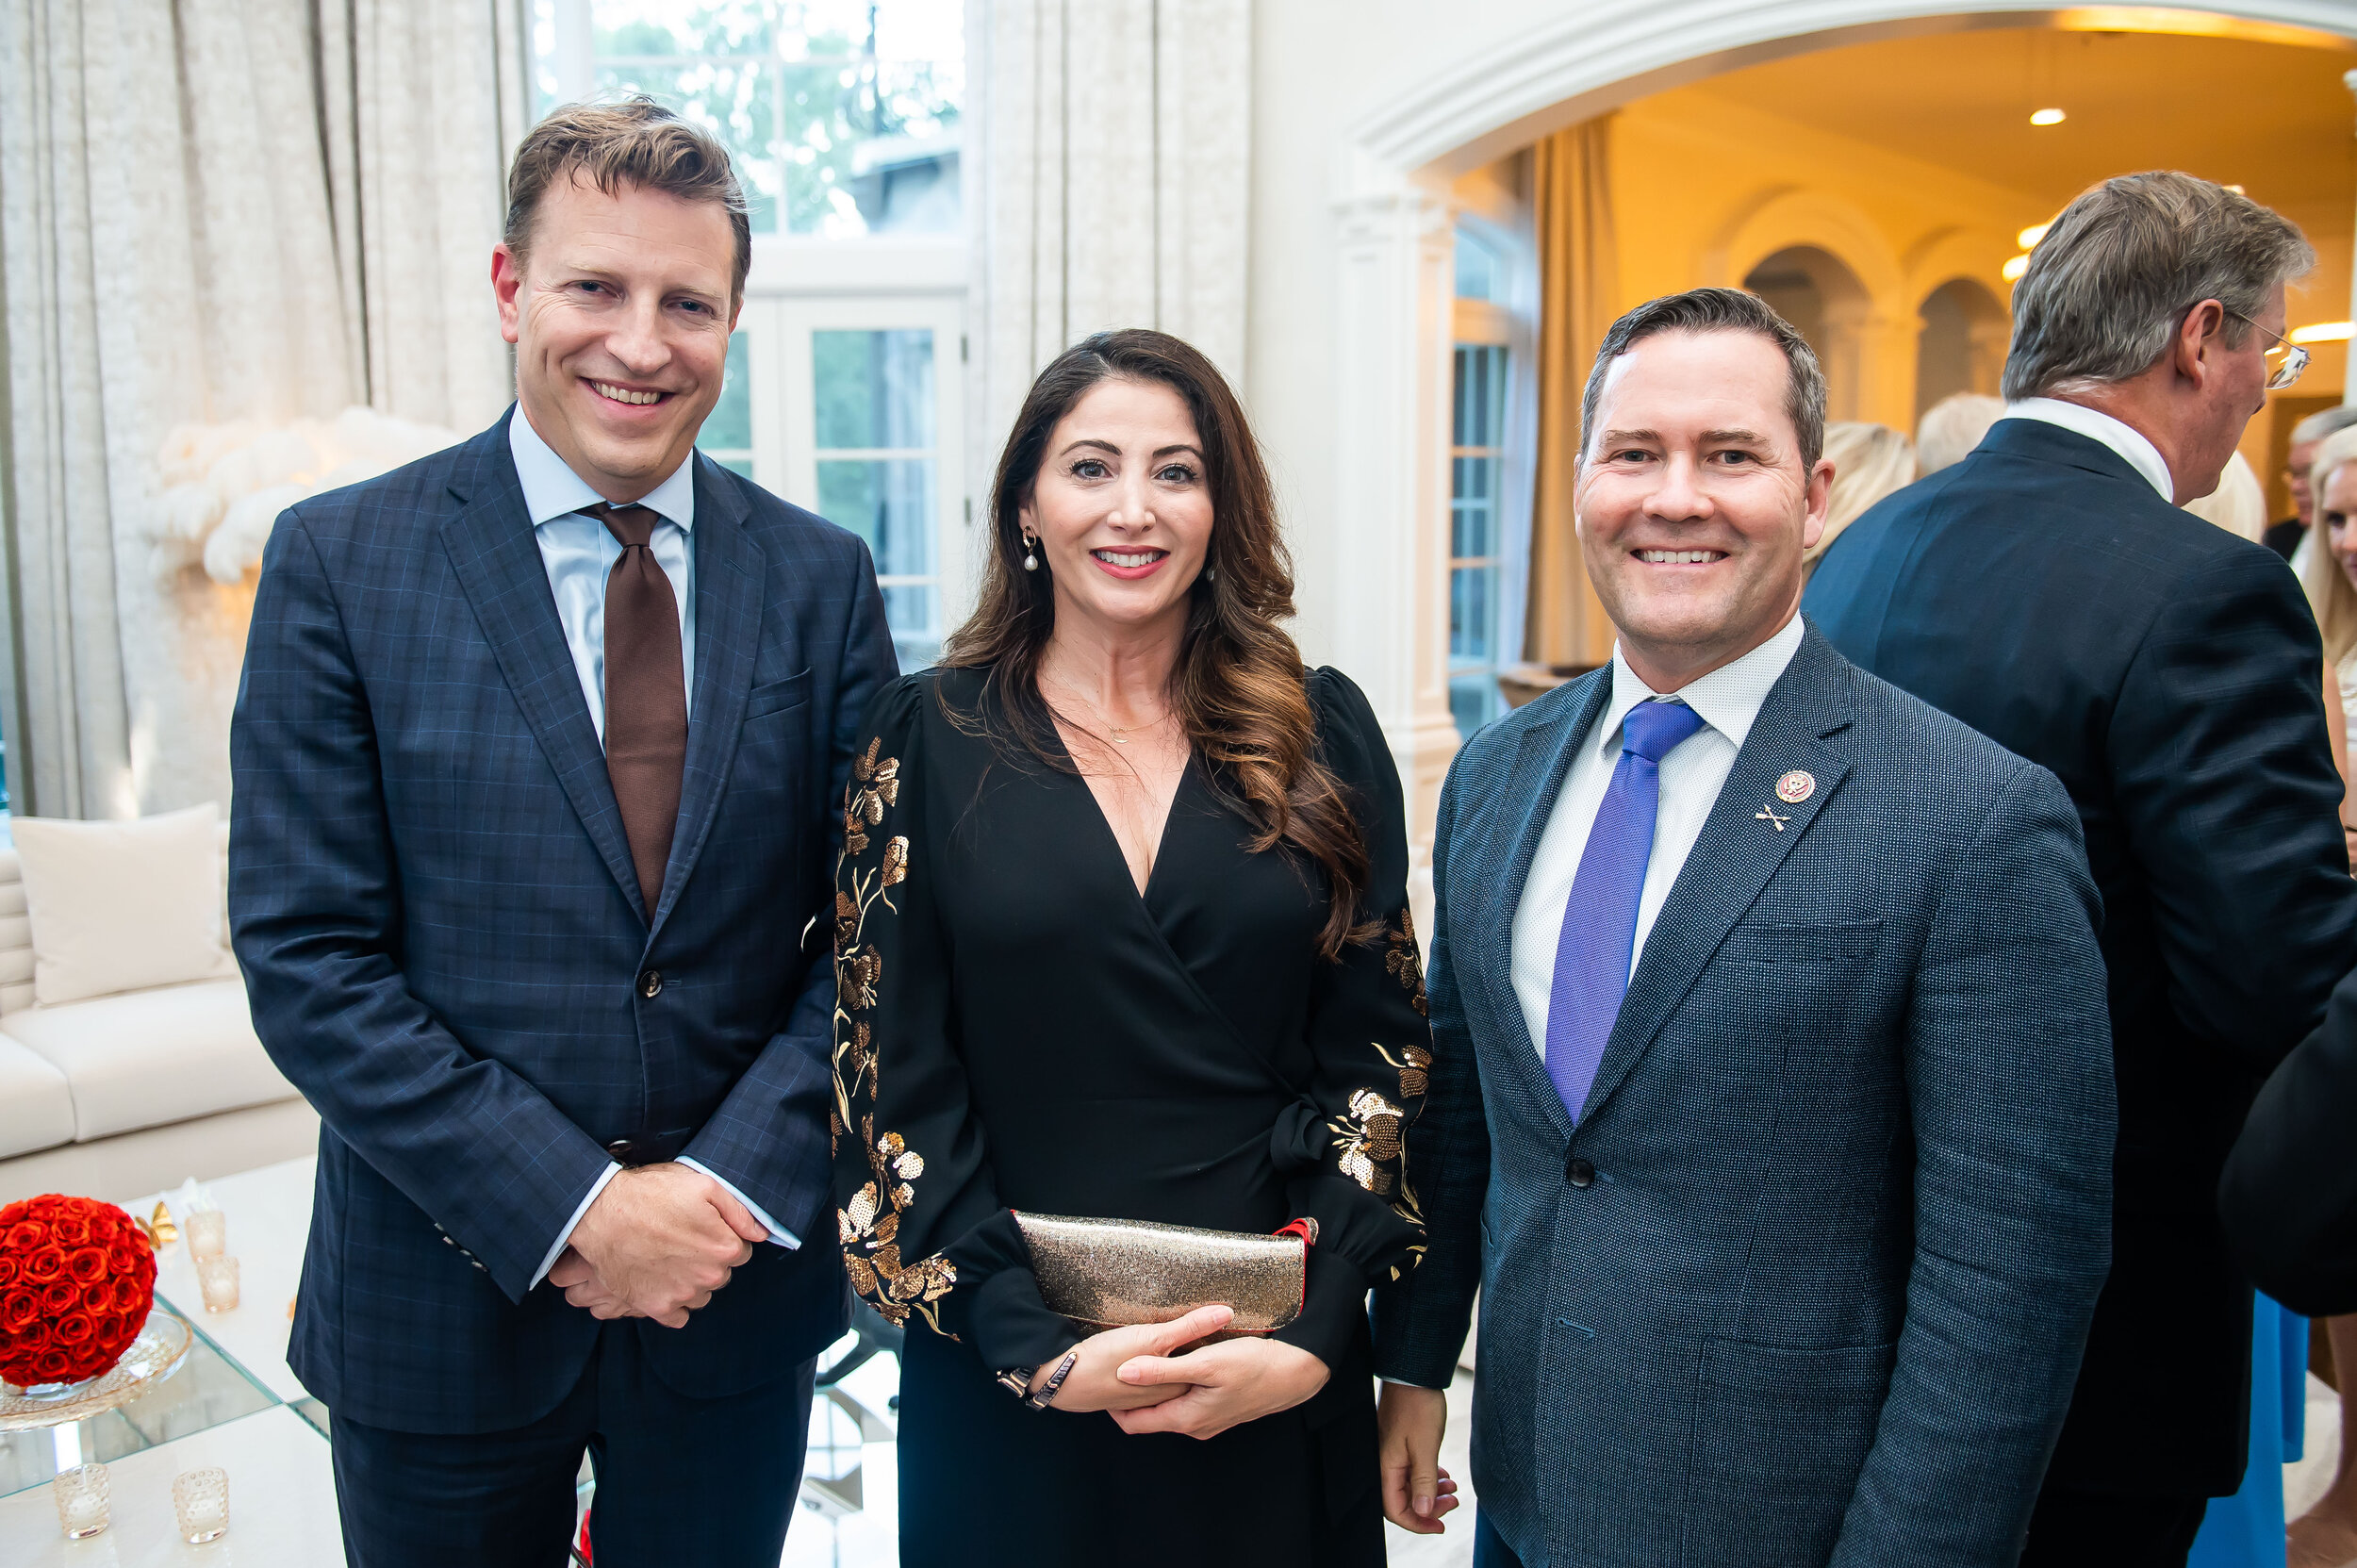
[1272,1246,1369,1369]
[944,1207,1083,1372]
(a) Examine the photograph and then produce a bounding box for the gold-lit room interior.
[1452,16,2357,673]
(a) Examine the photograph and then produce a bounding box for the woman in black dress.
[830,329,1443,1563]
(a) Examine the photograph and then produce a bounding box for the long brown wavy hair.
[940,329,1372,958]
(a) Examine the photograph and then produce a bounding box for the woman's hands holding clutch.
[1031,1305,1236,1413]
[1105,1329,1331,1440]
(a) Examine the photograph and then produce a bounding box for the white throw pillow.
[10,802,238,1007]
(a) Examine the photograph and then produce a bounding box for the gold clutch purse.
[1012,1213,1315,1336]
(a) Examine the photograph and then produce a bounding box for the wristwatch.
[996,1349,1081,1409]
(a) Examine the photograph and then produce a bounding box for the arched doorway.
[1745,245,1875,421]
[1916,276,2011,420]
[1315,1,2357,846]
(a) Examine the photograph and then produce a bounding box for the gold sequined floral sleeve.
[831,676,1082,1372]
[1265,668,1437,1370]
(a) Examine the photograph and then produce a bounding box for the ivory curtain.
[972,0,1251,448]
[1525,115,1620,668]
[0,0,525,818]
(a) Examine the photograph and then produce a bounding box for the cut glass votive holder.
[185,1208,227,1263]
[52,1462,109,1539]
[173,1466,229,1543]
[195,1255,240,1312]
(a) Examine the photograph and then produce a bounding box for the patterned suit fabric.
[229,409,898,1434]
[1373,624,2115,1568]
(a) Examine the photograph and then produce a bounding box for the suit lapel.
[439,417,650,925]
[1478,672,1613,1142]
[652,456,762,936]
[1575,628,1856,1125]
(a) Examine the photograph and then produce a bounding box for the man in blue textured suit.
[229,100,896,1565]
[1371,288,2115,1567]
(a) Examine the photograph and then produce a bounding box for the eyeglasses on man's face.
[2222,306,2308,390]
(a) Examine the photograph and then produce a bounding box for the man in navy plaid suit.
[229,99,896,1566]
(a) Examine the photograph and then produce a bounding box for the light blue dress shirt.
[507,409,698,736]
[506,410,800,1286]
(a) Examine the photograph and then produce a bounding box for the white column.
[1328,182,1461,881]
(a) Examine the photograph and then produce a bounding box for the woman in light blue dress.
[2187,1295,2308,1568]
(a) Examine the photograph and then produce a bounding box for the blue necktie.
[1545,699,1707,1123]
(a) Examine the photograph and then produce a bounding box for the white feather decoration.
[152,407,462,584]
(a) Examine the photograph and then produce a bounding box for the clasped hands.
[546,1163,768,1329]
[1025,1303,1332,1441]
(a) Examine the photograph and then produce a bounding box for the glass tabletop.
[0,1293,292,1500]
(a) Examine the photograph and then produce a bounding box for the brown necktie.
[589,502,686,912]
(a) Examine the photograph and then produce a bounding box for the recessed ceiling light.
[2003,255,2032,282]
[2018,222,2052,250]
[2030,107,2068,126]
[2290,322,2355,345]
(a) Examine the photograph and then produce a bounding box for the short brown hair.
[1582,287,1829,469]
[2003,172,2312,400]
[504,96,751,302]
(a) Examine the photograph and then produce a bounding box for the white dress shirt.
[507,410,799,1287]
[2003,397,2174,502]
[1508,614,1806,1062]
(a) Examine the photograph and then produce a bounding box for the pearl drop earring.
[1023,535,1038,571]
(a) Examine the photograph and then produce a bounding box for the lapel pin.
[1775,769,1816,804]
[1755,805,1790,832]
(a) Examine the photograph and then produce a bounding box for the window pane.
[1450,674,1498,740]
[817,457,935,581]
[1449,563,1494,667]
[1452,495,1493,563]
[882,582,941,672]
[1448,338,1510,743]
[1455,228,1498,302]
[701,333,751,452]
[814,329,934,450]
[592,58,784,234]
[587,1,964,239]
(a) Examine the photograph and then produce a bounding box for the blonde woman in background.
[1915,391,2006,476]
[2183,450,2267,543]
[1803,421,1916,576]
[2302,426,2357,786]
[2285,421,2357,1568]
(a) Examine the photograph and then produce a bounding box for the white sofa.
[0,826,317,1205]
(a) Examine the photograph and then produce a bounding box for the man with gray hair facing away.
[1807,172,2357,1566]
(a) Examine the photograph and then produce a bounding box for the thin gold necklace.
[1048,675,1170,746]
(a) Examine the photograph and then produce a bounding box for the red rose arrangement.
[0,1195,156,1389]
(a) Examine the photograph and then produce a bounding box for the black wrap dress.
[830,664,1433,1566]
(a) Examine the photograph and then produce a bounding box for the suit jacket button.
[1567,1157,1596,1189]
[639,968,663,999]
[606,1138,638,1164]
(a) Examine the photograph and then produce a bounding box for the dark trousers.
[1475,1510,1530,1568]
[329,1326,816,1568]
[2017,1488,2210,1568]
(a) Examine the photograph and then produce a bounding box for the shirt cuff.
[532,1162,623,1290]
[679,1157,802,1249]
